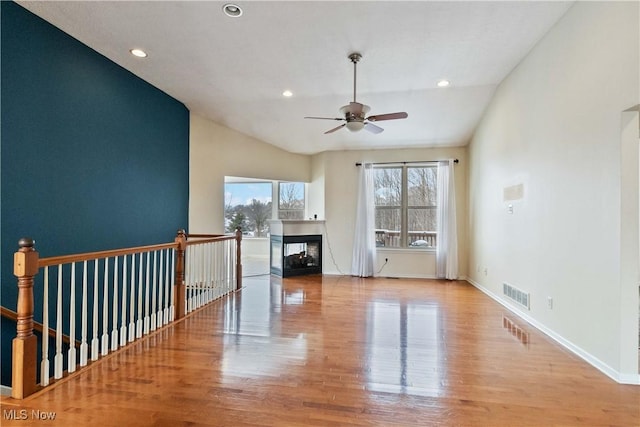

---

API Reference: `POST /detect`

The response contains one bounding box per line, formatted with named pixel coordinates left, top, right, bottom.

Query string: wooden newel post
left=12, top=238, right=39, bottom=399
left=235, top=227, right=242, bottom=291
left=174, top=229, right=187, bottom=319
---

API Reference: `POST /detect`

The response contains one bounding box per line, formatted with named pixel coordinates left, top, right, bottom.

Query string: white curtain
left=352, top=163, right=376, bottom=277
left=436, top=160, right=459, bottom=280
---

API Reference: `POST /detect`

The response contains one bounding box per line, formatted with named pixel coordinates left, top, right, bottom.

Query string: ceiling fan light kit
left=304, top=52, right=408, bottom=135
left=346, top=121, right=365, bottom=132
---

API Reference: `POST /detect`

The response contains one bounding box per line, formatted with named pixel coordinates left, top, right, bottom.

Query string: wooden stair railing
left=10, top=228, right=242, bottom=400
left=186, top=229, right=242, bottom=292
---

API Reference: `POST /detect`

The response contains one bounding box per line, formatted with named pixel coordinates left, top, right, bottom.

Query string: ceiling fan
left=304, top=53, right=408, bottom=134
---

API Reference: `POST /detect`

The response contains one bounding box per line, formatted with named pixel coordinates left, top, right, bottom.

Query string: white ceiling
left=18, top=1, right=573, bottom=155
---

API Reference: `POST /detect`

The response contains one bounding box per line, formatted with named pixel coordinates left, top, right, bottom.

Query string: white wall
left=467, top=2, right=639, bottom=382
left=190, top=113, right=311, bottom=233
left=189, top=114, right=468, bottom=280
left=307, top=152, right=326, bottom=221
left=316, top=147, right=467, bottom=278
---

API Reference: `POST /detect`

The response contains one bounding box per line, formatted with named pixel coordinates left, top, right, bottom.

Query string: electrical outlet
left=547, top=297, right=553, bottom=309
left=484, top=267, right=488, bottom=276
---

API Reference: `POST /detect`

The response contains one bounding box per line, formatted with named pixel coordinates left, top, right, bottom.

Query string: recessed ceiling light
left=223, top=4, right=243, bottom=18
left=130, top=49, right=147, bottom=58
left=437, top=79, right=450, bottom=87
left=282, top=90, right=293, bottom=97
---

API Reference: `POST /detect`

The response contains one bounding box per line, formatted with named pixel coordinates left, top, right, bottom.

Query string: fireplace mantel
left=268, top=220, right=325, bottom=236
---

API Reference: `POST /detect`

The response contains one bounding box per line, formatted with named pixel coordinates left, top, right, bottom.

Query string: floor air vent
left=503, top=282, right=530, bottom=310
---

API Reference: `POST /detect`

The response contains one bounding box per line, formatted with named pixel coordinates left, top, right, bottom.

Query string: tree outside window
left=278, top=182, right=305, bottom=220
left=224, top=182, right=272, bottom=237
left=374, top=165, right=437, bottom=248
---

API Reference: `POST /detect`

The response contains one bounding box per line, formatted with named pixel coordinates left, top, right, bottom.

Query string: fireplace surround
left=269, top=220, right=324, bottom=277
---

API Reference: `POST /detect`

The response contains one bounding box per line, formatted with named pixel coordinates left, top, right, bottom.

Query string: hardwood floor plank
left=1, top=275, right=638, bottom=426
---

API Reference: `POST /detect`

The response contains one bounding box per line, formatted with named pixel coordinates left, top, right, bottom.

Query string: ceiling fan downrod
left=349, top=52, right=361, bottom=103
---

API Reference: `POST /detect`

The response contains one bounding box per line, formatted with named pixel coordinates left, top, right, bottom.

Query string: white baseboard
left=1, top=385, right=12, bottom=396
left=467, top=278, right=640, bottom=386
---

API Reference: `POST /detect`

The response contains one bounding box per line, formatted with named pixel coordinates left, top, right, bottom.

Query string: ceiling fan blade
left=364, top=122, right=384, bottom=134
left=366, top=112, right=408, bottom=122
left=305, top=116, right=344, bottom=121
left=324, top=123, right=346, bottom=134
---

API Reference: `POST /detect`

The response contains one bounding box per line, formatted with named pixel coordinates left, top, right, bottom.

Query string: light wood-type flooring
left=2, top=275, right=639, bottom=426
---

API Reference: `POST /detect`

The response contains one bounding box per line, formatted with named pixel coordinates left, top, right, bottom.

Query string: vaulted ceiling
left=18, top=1, right=573, bottom=154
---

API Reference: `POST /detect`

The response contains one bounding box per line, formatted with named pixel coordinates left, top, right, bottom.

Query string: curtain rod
left=355, top=159, right=459, bottom=166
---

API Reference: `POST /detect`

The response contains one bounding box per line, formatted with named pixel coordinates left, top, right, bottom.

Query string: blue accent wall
left=1, top=2, right=189, bottom=386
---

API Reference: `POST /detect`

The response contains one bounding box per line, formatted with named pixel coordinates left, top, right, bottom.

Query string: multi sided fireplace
left=269, top=220, right=324, bottom=277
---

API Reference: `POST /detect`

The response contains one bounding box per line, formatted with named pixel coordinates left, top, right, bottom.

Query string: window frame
left=277, top=181, right=306, bottom=220
left=373, top=163, right=438, bottom=249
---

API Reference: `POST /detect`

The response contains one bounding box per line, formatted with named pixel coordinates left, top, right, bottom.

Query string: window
left=224, top=179, right=307, bottom=236
left=374, top=164, right=437, bottom=248
left=278, top=182, right=305, bottom=220
left=224, top=182, right=272, bottom=237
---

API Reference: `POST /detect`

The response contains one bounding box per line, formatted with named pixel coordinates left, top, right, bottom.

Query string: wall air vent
left=503, top=282, right=530, bottom=310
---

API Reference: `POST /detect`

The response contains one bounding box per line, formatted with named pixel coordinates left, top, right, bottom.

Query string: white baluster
left=205, top=242, right=211, bottom=303
left=213, top=241, right=218, bottom=300
left=191, top=245, right=198, bottom=310
left=225, top=240, right=229, bottom=294
left=157, top=250, right=164, bottom=328
left=120, top=254, right=128, bottom=346
left=41, top=267, right=50, bottom=386
left=170, top=248, right=175, bottom=322
left=225, top=240, right=230, bottom=293
left=210, top=242, right=215, bottom=298
left=220, top=241, right=225, bottom=295
left=163, top=249, right=170, bottom=324
left=211, top=242, right=220, bottom=298
left=185, top=245, right=190, bottom=313
left=101, top=258, right=109, bottom=356
left=198, top=244, right=204, bottom=307
left=214, top=241, right=219, bottom=297
left=54, top=265, right=63, bottom=379
left=191, top=245, right=198, bottom=311
left=192, top=245, right=197, bottom=311
left=193, top=245, right=197, bottom=311
left=228, top=240, right=233, bottom=292
left=136, top=252, right=143, bottom=338
left=191, top=245, right=200, bottom=310
left=151, top=251, right=157, bottom=331
left=204, top=243, right=209, bottom=304
left=128, top=253, right=136, bottom=342
left=91, top=259, right=99, bottom=361
left=232, top=239, right=237, bottom=292
left=196, top=244, right=201, bottom=307
left=68, top=262, right=77, bottom=373
left=144, top=251, right=150, bottom=334
left=219, top=241, right=224, bottom=296
left=80, top=261, right=88, bottom=367
left=235, top=239, right=238, bottom=291
left=216, top=242, right=220, bottom=299
left=225, top=240, right=236, bottom=293
left=224, top=240, right=230, bottom=294
left=185, top=246, right=191, bottom=313
left=213, top=242, right=219, bottom=298
left=111, top=256, right=119, bottom=351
